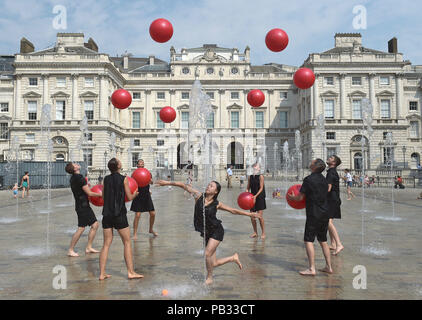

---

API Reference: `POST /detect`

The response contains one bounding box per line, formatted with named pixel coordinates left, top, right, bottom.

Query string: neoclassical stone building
left=0, top=32, right=421, bottom=179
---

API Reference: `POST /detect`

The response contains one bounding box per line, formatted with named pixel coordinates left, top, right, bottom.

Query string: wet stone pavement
left=0, top=181, right=421, bottom=300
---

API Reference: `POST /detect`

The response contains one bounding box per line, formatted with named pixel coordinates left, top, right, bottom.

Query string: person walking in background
left=12, top=183, right=19, bottom=198
left=344, top=169, right=355, bottom=200
left=20, top=172, right=29, bottom=199
left=227, top=165, right=233, bottom=189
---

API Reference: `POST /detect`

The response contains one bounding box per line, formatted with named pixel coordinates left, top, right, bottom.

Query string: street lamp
left=103, top=150, right=108, bottom=176
left=402, top=146, right=407, bottom=169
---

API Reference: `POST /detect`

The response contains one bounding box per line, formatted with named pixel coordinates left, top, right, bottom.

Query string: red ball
left=237, top=192, right=255, bottom=210
left=293, top=68, right=315, bottom=90
left=111, top=89, right=132, bottom=109
left=125, top=176, right=139, bottom=202
left=159, top=106, right=176, bottom=123
left=149, top=18, right=173, bottom=43
left=247, top=89, right=265, bottom=107
left=265, top=28, right=289, bottom=52
left=286, top=184, right=306, bottom=210
left=131, top=168, right=152, bottom=188
left=89, top=184, right=104, bottom=207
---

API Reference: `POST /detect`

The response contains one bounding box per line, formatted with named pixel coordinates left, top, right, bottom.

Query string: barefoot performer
left=65, top=163, right=102, bottom=257
left=155, top=179, right=259, bottom=285
left=131, top=159, right=158, bottom=239
left=326, top=155, right=344, bottom=256
left=287, top=159, right=333, bottom=276
left=99, top=158, right=143, bottom=280
left=246, top=162, right=267, bottom=239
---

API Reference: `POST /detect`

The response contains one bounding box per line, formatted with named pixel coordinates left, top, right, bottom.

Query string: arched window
left=411, top=153, right=420, bottom=168
left=56, top=153, right=65, bottom=161
left=354, top=152, right=363, bottom=170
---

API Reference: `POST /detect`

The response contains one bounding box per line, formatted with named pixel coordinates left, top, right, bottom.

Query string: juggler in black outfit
left=70, top=173, right=97, bottom=227
left=102, top=172, right=129, bottom=230
left=130, top=184, right=155, bottom=212
left=326, top=167, right=341, bottom=219
left=249, top=174, right=266, bottom=212
left=194, top=194, right=224, bottom=244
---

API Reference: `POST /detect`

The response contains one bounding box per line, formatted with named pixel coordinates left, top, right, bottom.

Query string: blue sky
left=0, top=0, right=421, bottom=66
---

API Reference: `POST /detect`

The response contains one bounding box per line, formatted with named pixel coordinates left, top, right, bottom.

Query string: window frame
left=132, top=111, right=141, bottom=129
left=231, top=111, right=240, bottom=128
left=0, top=102, right=9, bottom=112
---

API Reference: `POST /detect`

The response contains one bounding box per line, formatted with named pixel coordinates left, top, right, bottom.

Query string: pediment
left=227, top=103, right=243, bottom=109
left=0, top=114, right=12, bottom=121
left=321, top=90, right=338, bottom=97
left=22, top=91, right=42, bottom=98
left=51, top=91, right=70, bottom=98
left=406, top=113, right=421, bottom=120
left=177, top=104, right=190, bottom=110
left=79, top=91, right=98, bottom=98
left=376, top=90, right=394, bottom=97
left=348, top=90, right=366, bottom=97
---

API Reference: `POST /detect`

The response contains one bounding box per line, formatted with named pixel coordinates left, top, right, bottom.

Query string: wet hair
left=65, top=163, right=74, bottom=174
left=137, top=159, right=144, bottom=164
left=211, top=181, right=221, bottom=201
left=24, top=171, right=28, bottom=175
left=344, top=169, right=350, bottom=173
left=312, top=158, right=326, bottom=173
left=331, top=155, right=342, bottom=167
left=108, top=158, right=119, bottom=173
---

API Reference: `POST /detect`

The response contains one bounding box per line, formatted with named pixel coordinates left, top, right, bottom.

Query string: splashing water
left=283, top=141, right=292, bottom=210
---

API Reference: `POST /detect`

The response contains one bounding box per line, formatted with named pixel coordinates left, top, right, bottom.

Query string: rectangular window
left=383, top=147, right=394, bottom=165
left=28, top=101, right=37, bottom=120
left=84, top=100, right=94, bottom=120
left=207, top=112, right=214, bottom=128
left=0, top=123, right=9, bottom=139
left=157, top=111, right=165, bottom=128
left=181, top=111, right=189, bottom=129
left=84, top=133, right=92, bottom=141
left=0, top=103, right=9, bottom=112
left=207, top=92, right=214, bottom=99
left=157, top=140, right=165, bottom=146
left=132, top=153, right=140, bottom=168
left=231, top=91, right=239, bottom=100
left=132, top=92, right=141, bottom=100
left=352, top=99, right=362, bottom=119
left=255, top=111, right=264, bottom=128
left=56, top=77, right=66, bottom=87
left=132, top=111, right=140, bottom=128
left=383, top=132, right=392, bottom=140
left=29, top=78, right=38, bottom=86
left=279, top=111, right=288, bottom=128
left=157, top=92, right=165, bottom=100
left=56, top=100, right=65, bottom=120
left=326, top=132, right=336, bottom=140
left=325, top=77, right=334, bottom=85
left=157, top=153, right=165, bottom=168
left=324, top=99, right=335, bottom=118
left=280, top=91, right=288, bottom=99
left=83, top=149, right=93, bottom=166
left=231, top=111, right=239, bottom=128
left=409, top=101, right=418, bottom=111
left=381, top=99, right=391, bottom=118
left=85, top=77, right=94, bottom=87
left=181, top=92, right=190, bottom=100
left=25, top=133, right=35, bottom=143
left=380, top=76, right=390, bottom=85
left=352, top=77, right=362, bottom=85
left=134, top=139, right=140, bottom=147
left=410, top=121, right=419, bottom=138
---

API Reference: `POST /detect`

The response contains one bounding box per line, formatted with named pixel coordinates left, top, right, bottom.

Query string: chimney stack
left=149, top=55, right=155, bottom=65
left=123, top=55, right=129, bottom=69
left=388, top=37, right=398, bottom=53
left=20, top=37, right=34, bottom=53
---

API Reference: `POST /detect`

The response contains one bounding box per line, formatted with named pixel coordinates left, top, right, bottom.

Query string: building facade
left=0, top=32, right=421, bottom=180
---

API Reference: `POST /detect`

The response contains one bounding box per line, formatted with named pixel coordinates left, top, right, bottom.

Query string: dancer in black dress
left=131, top=159, right=157, bottom=239
left=155, top=179, right=259, bottom=285
left=326, top=155, right=344, bottom=255
left=246, top=163, right=267, bottom=239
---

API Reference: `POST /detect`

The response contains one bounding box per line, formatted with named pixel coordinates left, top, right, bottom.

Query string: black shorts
left=76, top=207, right=97, bottom=228
left=102, top=214, right=129, bottom=230
left=201, top=224, right=224, bottom=244
left=304, top=217, right=329, bottom=242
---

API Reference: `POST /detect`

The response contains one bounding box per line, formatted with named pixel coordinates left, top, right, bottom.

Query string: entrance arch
left=227, top=141, right=244, bottom=169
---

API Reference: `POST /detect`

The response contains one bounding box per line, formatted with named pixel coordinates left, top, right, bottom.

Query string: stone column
left=15, top=75, right=21, bottom=119
left=42, top=73, right=49, bottom=106
left=339, top=73, right=346, bottom=119
left=145, top=90, right=151, bottom=128
left=71, top=73, right=78, bottom=119
left=99, top=74, right=108, bottom=120
left=218, top=89, right=225, bottom=128
left=169, top=89, right=175, bottom=128
left=313, top=73, right=320, bottom=118
left=369, top=73, right=376, bottom=118
left=267, top=89, right=273, bottom=128
left=395, top=73, right=404, bottom=119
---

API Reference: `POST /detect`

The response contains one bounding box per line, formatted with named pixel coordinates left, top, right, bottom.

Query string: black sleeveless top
left=250, top=175, right=266, bottom=198
left=102, top=172, right=127, bottom=217
left=194, top=194, right=221, bottom=234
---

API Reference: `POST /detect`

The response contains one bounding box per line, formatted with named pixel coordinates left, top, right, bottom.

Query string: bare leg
left=214, top=252, right=242, bottom=270
left=86, top=221, right=100, bottom=253
left=250, top=217, right=258, bottom=238
left=68, top=227, right=85, bottom=257
left=257, top=210, right=266, bottom=239
left=22, top=187, right=26, bottom=199
left=132, top=212, right=141, bottom=240
left=328, top=219, right=336, bottom=250
left=299, top=242, right=316, bottom=276
left=329, top=221, right=344, bottom=255
left=117, top=227, right=143, bottom=279
left=99, top=228, right=113, bottom=280
left=319, top=241, right=333, bottom=273
left=148, top=211, right=158, bottom=236
left=204, top=238, right=220, bottom=285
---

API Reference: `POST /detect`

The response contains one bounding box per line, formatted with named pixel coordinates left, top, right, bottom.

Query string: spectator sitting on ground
left=394, top=176, right=405, bottom=189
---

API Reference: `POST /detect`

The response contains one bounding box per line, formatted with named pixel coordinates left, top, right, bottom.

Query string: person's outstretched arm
left=217, top=202, right=259, bottom=218
left=82, top=185, right=102, bottom=197
left=155, top=180, right=201, bottom=200
left=124, top=177, right=139, bottom=201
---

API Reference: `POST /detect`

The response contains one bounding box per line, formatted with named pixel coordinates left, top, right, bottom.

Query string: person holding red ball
left=287, top=159, right=333, bottom=276
left=246, top=162, right=267, bottom=239
left=131, top=159, right=158, bottom=239
left=99, top=158, right=143, bottom=281
left=155, top=179, right=259, bottom=285
left=65, top=162, right=102, bottom=257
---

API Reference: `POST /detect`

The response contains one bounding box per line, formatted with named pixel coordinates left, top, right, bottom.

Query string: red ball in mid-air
left=149, top=18, right=173, bottom=43
left=265, top=28, right=289, bottom=52
left=286, top=184, right=306, bottom=210
left=89, top=184, right=104, bottom=207
left=247, top=89, right=265, bottom=107
left=237, top=192, right=255, bottom=210
left=293, top=68, right=315, bottom=90
left=111, top=89, right=132, bottom=109
left=131, top=168, right=151, bottom=188
left=125, top=176, right=139, bottom=202
left=159, top=106, right=176, bottom=123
